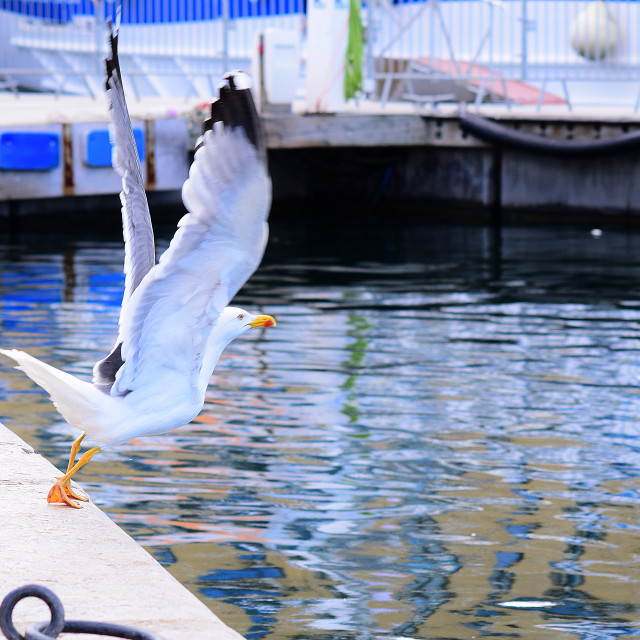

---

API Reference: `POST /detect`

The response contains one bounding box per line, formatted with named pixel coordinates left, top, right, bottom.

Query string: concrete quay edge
left=2, top=94, right=640, bottom=214
left=0, top=422, right=245, bottom=640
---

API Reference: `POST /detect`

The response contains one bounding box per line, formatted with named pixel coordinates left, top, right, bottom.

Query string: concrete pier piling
left=0, top=423, right=245, bottom=640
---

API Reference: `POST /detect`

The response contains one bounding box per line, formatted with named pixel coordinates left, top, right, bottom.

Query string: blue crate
left=86, top=128, right=145, bottom=167
left=0, top=132, right=60, bottom=171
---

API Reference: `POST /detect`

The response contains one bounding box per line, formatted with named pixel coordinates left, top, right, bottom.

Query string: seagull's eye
left=237, top=314, right=244, bottom=320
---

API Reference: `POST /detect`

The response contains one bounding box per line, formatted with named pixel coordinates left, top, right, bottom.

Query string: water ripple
left=2, top=223, right=640, bottom=639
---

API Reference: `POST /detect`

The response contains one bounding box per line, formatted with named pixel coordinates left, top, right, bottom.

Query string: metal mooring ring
left=1, top=585, right=165, bottom=640
left=27, top=619, right=165, bottom=640
left=0, top=585, right=65, bottom=640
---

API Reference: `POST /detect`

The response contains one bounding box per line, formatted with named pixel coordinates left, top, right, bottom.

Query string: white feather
left=106, top=64, right=155, bottom=313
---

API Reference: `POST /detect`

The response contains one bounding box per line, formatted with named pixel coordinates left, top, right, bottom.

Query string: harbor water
left=1, top=212, right=640, bottom=640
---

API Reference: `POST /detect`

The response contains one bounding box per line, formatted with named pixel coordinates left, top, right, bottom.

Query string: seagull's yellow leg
left=59, top=432, right=90, bottom=503
left=47, top=444, right=101, bottom=509
left=44, top=434, right=87, bottom=505
left=65, top=432, right=85, bottom=472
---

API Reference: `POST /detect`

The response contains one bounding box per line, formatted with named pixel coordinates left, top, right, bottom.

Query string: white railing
left=0, top=0, right=639, bottom=109
left=364, top=0, right=640, bottom=110
left=0, top=0, right=305, bottom=97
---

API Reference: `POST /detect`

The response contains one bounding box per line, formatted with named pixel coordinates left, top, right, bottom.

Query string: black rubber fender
left=458, top=111, right=640, bottom=158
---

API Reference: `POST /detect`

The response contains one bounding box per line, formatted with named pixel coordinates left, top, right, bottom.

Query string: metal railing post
left=365, top=0, right=375, bottom=98
left=430, top=0, right=436, bottom=66
left=95, top=0, right=105, bottom=73
left=222, top=0, right=230, bottom=72
left=520, top=0, right=527, bottom=80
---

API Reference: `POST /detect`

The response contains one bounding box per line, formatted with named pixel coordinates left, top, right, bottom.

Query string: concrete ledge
left=0, top=423, right=245, bottom=640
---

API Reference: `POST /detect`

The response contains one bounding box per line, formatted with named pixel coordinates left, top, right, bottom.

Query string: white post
left=305, top=0, right=350, bottom=112
left=222, top=0, right=230, bottom=73
left=363, top=0, right=376, bottom=98
left=520, top=0, right=528, bottom=80
left=95, top=0, right=105, bottom=73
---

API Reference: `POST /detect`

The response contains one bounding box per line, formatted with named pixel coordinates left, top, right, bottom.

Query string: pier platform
left=1, top=93, right=640, bottom=217
left=0, top=422, right=245, bottom=640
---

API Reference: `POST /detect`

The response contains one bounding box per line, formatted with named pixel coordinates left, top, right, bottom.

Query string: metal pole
left=365, top=0, right=375, bottom=98
left=95, top=0, right=105, bottom=74
left=222, top=0, right=230, bottom=72
left=430, top=0, right=436, bottom=67
left=520, top=0, right=527, bottom=80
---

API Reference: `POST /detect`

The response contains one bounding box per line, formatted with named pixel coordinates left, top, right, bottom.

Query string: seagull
left=0, top=25, right=275, bottom=508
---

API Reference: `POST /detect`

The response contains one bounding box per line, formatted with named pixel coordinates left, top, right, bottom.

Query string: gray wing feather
left=93, top=24, right=156, bottom=389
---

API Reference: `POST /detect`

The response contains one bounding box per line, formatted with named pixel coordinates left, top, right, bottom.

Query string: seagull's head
left=218, top=306, right=276, bottom=344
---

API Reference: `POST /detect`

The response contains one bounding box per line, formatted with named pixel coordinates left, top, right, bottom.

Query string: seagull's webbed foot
left=47, top=479, right=88, bottom=509
left=47, top=440, right=100, bottom=509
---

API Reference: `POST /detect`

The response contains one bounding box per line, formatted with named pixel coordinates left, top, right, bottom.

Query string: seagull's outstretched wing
left=110, top=74, right=272, bottom=396
left=104, top=25, right=155, bottom=305
left=93, top=24, right=156, bottom=390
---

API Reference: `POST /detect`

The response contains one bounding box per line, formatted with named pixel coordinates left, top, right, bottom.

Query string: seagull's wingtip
left=104, top=19, right=121, bottom=92
left=202, top=71, right=265, bottom=160
left=222, top=71, right=252, bottom=91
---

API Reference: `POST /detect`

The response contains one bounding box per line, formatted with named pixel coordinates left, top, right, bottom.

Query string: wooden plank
left=262, top=113, right=449, bottom=148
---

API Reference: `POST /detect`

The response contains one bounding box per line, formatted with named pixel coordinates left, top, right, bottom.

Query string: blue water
left=1, top=219, right=640, bottom=640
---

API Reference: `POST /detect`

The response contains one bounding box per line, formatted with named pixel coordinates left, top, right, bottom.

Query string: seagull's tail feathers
left=0, top=349, right=109, bottom=430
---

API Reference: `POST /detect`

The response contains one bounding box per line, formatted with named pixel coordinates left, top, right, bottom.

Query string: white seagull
left=0, top=26, right=275, bottom=508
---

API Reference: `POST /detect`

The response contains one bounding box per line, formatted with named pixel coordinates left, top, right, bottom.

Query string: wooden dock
left=1, top=93, right=640, bottom=217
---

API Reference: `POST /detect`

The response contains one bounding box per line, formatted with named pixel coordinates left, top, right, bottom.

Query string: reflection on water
left=1, top=219, right=640, bottom=639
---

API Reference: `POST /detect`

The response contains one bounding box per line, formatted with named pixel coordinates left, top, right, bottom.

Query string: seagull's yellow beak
left=248, top=315, right=276, bottom=329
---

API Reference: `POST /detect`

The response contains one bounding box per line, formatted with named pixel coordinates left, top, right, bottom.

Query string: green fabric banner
left=344, top=0, right=364, bottom=100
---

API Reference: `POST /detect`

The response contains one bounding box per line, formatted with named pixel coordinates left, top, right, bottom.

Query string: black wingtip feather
left=105, top=22, right=122, bottom=93
left=201, top=73, right=265, bottom=163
